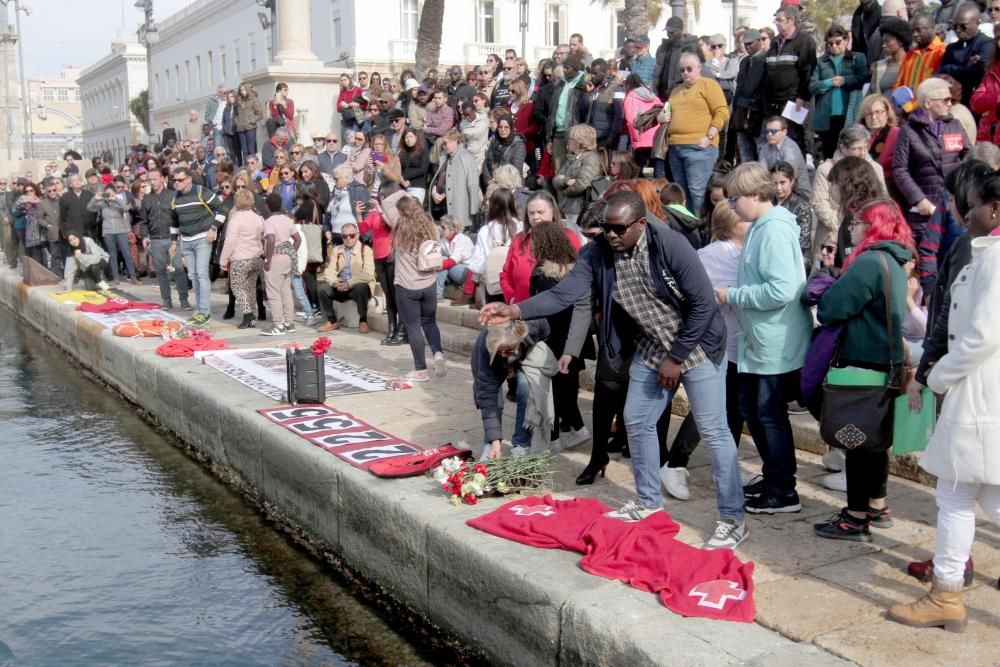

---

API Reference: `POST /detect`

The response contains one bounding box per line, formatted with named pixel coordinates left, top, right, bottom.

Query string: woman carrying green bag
left=812, top=198, right=915, bottom=542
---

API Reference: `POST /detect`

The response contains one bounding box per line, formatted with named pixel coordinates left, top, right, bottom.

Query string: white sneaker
left=433, top=351, right=447, bottom=377
left=705, top=518, right=749, bottom=550
left=403, top=369, right=430, bottom=382
left=821, top=471, right=847, bottom=492
left=510, top=445, right=530, bottom=457
left=97, top=280, right=110, bottom=291
left=563, top=426, right=591, bottom=449
left=741, top=471, right=762, bottom=487
left=660, top=465, right=690, bottom=501
left=822, top=449, right=846, bottom=472
left=605, top=499, right=662, bottom=522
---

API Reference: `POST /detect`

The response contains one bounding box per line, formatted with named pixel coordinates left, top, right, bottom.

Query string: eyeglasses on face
left=827, top=38, right=844, bottom=47
left=765, top=127, right=783, bottom=135
left=929, top=96, right=953, bottom=104
left=599, top=217, right=641, bottom=236
left=291, top=150, right=302, bottom=155
left=727, top=194, right=741, bottom=208
left=711, top=43, right=725, bottom=49
left=681, top=66, right=696, bottom=73
left=169, top=160, right=179, bottom=164
left=866, top=108, right=888, bottom=117
left=952, top=22, right=971, bottom=30
left=341, top=233, right=358, bottom=239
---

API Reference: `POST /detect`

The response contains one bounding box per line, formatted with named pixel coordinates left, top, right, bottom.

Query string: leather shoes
left=358, top=322, right=370, bottom=333
left=450, top=293, right=475, bottom=306
left=316, top=321, right=339, bottom=332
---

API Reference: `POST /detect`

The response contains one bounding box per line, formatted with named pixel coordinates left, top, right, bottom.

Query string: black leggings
left=552, top=370, right=585, bottom=434
left=846, top=448, right=890, bottom=513
left=375, top=258, right=398, bottom=329
left=395, top=284, right=442, bottom=371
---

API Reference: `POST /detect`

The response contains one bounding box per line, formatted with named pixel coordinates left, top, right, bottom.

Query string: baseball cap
left=16, top=176, right=29, bottom=185
left=84, top=168, right=99, bottom=178
left=632, top=35, right=651, bottom=46
left=665, top=17, right=684, bottom=31
left=418, top=85, right=431, bottom=94
left=742, top=28, right=761, bottom=43
left=386, top=108, right=406, bottom=121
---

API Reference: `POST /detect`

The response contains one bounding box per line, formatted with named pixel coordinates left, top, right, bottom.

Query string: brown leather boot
left=888, top=580, right=967, bottom=633
left=316, top=321, right=340, bottom=332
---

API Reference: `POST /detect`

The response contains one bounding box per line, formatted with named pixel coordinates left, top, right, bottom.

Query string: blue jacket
left=938, top=32, right=994, bottom=107
left=517, top=219, right=726, bottom=373
left=725, top=204, right=812, bottom=375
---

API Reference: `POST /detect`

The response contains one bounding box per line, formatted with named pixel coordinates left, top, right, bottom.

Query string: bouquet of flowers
left=433, top=453, right=554, bottom=506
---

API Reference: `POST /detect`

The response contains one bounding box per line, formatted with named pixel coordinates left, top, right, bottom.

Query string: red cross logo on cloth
left=508, top=504, right=556, bottom=516
left=688, top=579, right=747, bottom=609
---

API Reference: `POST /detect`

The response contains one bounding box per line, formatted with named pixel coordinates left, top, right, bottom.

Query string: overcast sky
left=12, top=0, right=192, bottom=78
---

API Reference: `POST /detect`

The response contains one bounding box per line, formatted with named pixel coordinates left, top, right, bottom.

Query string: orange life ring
left=112, top=319, right=183, bottom=338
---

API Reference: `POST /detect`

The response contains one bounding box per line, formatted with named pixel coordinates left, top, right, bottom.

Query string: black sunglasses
left=342, top=233, right=358, bottom=239
left=599, top=217, right=641, bottom=236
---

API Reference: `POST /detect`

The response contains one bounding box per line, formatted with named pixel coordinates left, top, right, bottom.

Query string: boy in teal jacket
left=719, top=163, right=813, bottom=514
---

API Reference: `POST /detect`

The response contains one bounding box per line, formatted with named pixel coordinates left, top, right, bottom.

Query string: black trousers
left=375, top=258, right=398, bottom=329
left=667, top=361, right=745, bottom=468
left=818, top=115, right=846, bottom=161
left=552, top=370, right=585, bottom=434
left=589, top=372, right=672, bottom=466
left=318, top=282, right=371, bottom=322
left=79, top=259, right=109, bottom=289
left=846, top=448, right=890, bottom=513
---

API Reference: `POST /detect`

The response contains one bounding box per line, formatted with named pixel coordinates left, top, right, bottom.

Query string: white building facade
left=78, top=42, right=148, bottom=166
left=142, top=0, right=783, bottom=145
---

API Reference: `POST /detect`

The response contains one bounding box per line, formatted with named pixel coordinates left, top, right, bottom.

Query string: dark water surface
left=0, top=309, right=438, bottom=666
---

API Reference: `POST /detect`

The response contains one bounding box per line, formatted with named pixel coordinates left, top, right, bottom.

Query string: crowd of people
left=3, top=1, right=1000, bottom=633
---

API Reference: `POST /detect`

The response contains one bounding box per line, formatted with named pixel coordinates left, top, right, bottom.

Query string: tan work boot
left=888, top=580, right=967, bottom=633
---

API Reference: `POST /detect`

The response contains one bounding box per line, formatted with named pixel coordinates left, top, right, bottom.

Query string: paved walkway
left=58, top=276, right=1000, bottom=665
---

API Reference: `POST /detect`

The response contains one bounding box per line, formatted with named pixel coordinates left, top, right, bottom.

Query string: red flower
left=312, top=336, right=332, bottom=356
left=463, top=493, right=478, bottom=505
left=473, top=464, right=488, bottom=476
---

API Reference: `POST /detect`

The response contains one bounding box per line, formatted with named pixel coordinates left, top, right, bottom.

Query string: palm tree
left=414, top=0, right=445, bottom=78
left=622, top=0, right=652, bottom=37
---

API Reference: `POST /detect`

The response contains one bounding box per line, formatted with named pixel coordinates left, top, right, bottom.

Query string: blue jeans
left=180, top=237, right=213, bottom=315
left=436, top=264, right=468, bottom=298
left=291, top=275, right=316, bottom=317
left=103, top=232, right=136, bottom=280
left=149, top=238, right=189, bottom=306
left=624, top=354, right=744, bottom=520
left=739, top=371, right=799, bottom=497
left=667, top=145, right=718, bottom=220
left=485, top=370, right=531, bottom=448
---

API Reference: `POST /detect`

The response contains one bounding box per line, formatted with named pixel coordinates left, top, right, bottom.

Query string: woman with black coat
left=398, top=128, right=430, bottom=204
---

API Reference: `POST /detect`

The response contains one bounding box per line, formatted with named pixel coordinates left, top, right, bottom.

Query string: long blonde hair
left=393, top=196, right=438, bottom=253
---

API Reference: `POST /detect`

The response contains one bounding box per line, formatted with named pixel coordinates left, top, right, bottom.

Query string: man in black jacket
left=585, top=59, right=625, bottom=153
left=652, top=17, right=702, bottom=100
left=545, top=53, right=591, bottom=172
left=479, top=192, right=747, bottom=549
left=141, top=167, right=190, bottom=310
left=764, top=5, right=817, bottom=154
left=58, top=173, right=97, bottom=242
left=728, top=29, right=768, bottom=163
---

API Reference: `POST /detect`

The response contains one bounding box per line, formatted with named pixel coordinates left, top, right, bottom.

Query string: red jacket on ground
left=500, top=227, right=581, bottom=304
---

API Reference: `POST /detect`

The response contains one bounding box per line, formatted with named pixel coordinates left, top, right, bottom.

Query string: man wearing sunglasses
left=169, top=166, right=225, bottom=324
left=317, top=132, right=346, bottom=176
left=763, top=5, right=817, bottom=155
left=479, top=191, right=746, bottom=549
left=938, top=3, right=992, bottom=106
left=316, top=223, right=375, bottom=334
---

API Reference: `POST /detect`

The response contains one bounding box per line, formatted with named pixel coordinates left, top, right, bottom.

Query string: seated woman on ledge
left=63, top=233, right=110, bottom=291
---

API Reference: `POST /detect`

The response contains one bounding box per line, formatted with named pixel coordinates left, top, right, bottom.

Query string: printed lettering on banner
left=509, top=504, right=556, bottom=517
left=337, top=442, right=424, bottom=464
left=262, top=405, right=336, bottom=423
left=943, top=134, right=964, bottom=152
left=286, top=414, right=367, bottom=434
left=687, top=579, right=747, bottom=610
left=307, top=428, right=397, bottom=450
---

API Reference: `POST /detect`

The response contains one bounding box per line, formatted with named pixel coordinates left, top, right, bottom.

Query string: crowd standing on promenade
left=4, top=1, right=1000, bottom=633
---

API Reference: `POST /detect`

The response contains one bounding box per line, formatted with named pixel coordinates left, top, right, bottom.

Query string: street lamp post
left=12, top=0, right=29, bottom=158
left=135, top=0, right=158, bottom=144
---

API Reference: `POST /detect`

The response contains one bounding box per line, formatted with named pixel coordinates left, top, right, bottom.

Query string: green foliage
left=129, top=90, right=150, bottom=134
left=802, top=0, right=858, bottom=40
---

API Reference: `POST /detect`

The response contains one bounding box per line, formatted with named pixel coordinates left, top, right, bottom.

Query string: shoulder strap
left=877, top=252, right=897, bottom=388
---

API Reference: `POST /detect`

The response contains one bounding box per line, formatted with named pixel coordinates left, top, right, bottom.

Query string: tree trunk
left=623, top=0, right=650, bottom=40
left=414, top=0, right=445, bottom=78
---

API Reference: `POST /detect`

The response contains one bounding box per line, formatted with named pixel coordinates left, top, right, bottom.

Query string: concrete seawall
left=0, top=270, right=850, bottom=667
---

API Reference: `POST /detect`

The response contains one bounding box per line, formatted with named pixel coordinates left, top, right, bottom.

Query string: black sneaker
left=866, top=506, right=894, bottom=529
left=743, top=477, right=766, bottom=498
left=814, top=510, right=872, bottom=542
left=745, top=491, right=802, bottom=514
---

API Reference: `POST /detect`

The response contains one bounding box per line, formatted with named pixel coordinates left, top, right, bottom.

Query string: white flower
left=441, top=457, right=463, bottom=473
left=432, top=466, right=448, bottom=484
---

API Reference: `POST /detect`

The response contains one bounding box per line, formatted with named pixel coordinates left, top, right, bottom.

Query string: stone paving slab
left=5, top=271, right=1000, bottom=666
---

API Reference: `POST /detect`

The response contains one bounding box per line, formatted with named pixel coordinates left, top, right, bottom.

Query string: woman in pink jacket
left=499, top=191, right=580, bottom=304
left=622, top=73, right=666, bottom=176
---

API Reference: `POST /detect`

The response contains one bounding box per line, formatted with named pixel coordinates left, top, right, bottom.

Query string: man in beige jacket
left=316, top=222, right=376, bottom=333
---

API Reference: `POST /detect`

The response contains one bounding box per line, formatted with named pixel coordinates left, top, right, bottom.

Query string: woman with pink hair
left=812, top=198, right=915, bottom=543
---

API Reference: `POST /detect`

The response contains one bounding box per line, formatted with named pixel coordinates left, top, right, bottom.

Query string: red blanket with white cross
left=466, top=495, right=755, bottom=622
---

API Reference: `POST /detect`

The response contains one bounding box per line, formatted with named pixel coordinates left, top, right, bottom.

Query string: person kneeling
left=64, top=233, right=110, bottom=291
left=473, top=320, right=558, bottom=460
left=316, top=222, right=375, bottom=333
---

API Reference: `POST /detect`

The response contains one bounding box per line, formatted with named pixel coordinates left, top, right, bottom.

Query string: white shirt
left=468, top=219, right=522, bottom=275
left=441, top=231, right=474, bottom=265
left=212, top=96, right=226, bottom=129
left=698, top=239, right=742, bottom=360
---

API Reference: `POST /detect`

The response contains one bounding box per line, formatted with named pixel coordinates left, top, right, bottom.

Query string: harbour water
left=0, top=309, right=441, bottom=666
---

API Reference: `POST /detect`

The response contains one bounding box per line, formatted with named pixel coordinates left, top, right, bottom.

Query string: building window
left=477, top=0, right=495, bottom=43
left=332, top=9, right=341, bottom=49
left=614, top=9, right=627, bottom=48
left=208, top=50, right=214, bottom=83
left=401, top=0, right=418, bottom=40
left=185, top=60, right=191, bottom=93
left=249, top=34, right=257, bottom=69
left=154, top=73, right=160, bottom=103
left=195, top=55, right=202, bottom=90
left=174, top=65, right=180, bottom=98
left=57, top=88, right=68, bottom=102
left=220, top=45, right=227, bottom=79
left=546, top=3, right=563, bottom=46
left=43, top=88, right=54, bottom=102
left=234, top=39, right=241, bottom=75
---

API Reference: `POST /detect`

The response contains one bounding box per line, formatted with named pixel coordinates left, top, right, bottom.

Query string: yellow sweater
left=667, top=77, right=729, bottom=147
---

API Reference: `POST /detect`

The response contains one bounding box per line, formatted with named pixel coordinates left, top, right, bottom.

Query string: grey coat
left=37, top=197, right=62, bottom=242
left=552, top=150, right=603, bottom=215
left=432, top=146, right=482, bottom=227
left=87, top=194, right=131, bottom=236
